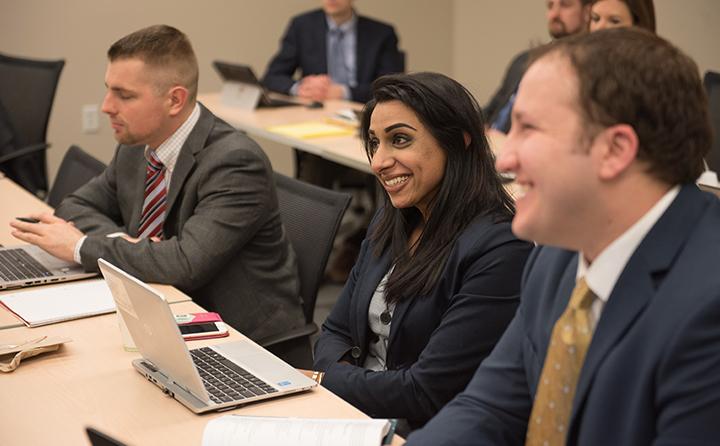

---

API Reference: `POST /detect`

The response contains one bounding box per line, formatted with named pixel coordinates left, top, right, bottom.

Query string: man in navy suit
left=406, top=29, right=720, bottom=446
left=262, top=0, right=405, bottom=282
left=262, top=0, right=403, bottom=104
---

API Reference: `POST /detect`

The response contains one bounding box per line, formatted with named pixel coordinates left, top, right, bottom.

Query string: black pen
left=16, top=217, right=40, bottom=223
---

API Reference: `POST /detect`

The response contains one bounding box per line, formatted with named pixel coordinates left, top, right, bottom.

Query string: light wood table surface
left=198, top=92, right=371, bottom=173
left=0, top=176, right=403, bottom=445
left=0, top=177, right=190, bottom=330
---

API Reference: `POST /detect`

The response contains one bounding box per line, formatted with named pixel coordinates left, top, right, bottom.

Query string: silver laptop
left=97, top=258, right=316, bottom=414
left=212, top=61, right=302, bottom=108
left=0, top=245, right=96, bottom=290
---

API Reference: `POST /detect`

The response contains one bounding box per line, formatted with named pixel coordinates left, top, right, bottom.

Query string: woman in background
left=590, top=0, right=656, bottom=32
left=312, top=72, right=532, bottom=433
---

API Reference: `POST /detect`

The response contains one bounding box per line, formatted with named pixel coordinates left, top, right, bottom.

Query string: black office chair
left=0, top=53, right=65, bottom=197
left=259, top=173, right=351, bottom=368
left=703, top=71, right=720, bottom=174
left=47, top=145, right=107, bottom=208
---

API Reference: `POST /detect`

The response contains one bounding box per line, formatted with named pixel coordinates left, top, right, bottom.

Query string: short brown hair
left=530, top=27, right=711, bottom=185
left=108, top=25, right=198, bottom=102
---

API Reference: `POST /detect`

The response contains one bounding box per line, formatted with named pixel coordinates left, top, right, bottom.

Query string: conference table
left=0, top=176, right=402, bottom=446
left=198, top=92, right=371, bottom=173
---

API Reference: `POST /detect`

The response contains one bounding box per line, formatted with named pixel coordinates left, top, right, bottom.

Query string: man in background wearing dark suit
left=10, top=25, right=304, bottom=343
left=485, top=0, right=592, bottom=137
left=262, top=0, right=405, bottom=282
left=406, top=28, right=720, bottom=446
left=262, top=0, right=403, bottom=104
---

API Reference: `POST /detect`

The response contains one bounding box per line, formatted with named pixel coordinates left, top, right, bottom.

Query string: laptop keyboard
left=0, top=249, right=53, bottom=282
left=190, top=347, right=278, bottom=404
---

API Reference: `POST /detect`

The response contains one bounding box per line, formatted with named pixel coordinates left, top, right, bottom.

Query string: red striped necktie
left=137, top=152, right=167, bottom=239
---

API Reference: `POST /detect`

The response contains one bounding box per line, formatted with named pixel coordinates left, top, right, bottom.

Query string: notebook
left=97, top=259, right=316, bottom=414
left=0, top=245, right=96, bottom=290
left=212, top=61, right=302, bottom=108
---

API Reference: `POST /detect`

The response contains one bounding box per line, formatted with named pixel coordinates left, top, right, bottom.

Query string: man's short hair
left=531, top=27, right=711, bottom=185
left=108, top=25, right=199, bottom=102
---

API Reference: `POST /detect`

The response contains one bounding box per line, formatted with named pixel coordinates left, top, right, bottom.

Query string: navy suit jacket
left=314, top=211, right=532, bottom=429
left=483, top=50, right=529, bottom=133
left=262, top=9, right=404, bottom=103
left=407, top=184, right=720, bottom=445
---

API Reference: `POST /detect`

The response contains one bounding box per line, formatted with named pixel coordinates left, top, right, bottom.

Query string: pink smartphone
left=174, top=312, right=230, bottom=341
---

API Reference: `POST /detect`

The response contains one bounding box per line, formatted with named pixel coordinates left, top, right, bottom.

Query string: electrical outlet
left=82, top=104, right=99, bottom=133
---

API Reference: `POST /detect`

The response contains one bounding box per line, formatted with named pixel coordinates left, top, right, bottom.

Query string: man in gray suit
left=10, top=25, right=304, bottom=342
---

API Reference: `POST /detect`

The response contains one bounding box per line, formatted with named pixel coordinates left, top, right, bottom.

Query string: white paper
left=202, top=415, right=390, bottom=446
left=0, top=279, right=115, bottom=326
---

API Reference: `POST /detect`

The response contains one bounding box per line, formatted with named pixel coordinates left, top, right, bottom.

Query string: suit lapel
left=354, top=248, right=392, bottom=351
left=355, top=17, right=369, bottom=83
left=164, top=105, right=214, bottom=216
left=571, top=185, right=707, bottom=426
left=314, top=11, right=329, bottom=73
left=129, top=148, right=149, bottom=236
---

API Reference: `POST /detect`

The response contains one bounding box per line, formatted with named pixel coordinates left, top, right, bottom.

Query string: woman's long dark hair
left=359, top=72, right=515, bottom=304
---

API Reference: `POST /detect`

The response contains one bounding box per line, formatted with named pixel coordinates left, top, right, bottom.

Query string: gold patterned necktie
left=526, top=278, right=595, bottom=446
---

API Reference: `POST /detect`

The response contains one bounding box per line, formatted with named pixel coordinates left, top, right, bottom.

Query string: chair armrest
left=256, top=323, right=319, bottom=348
left=0, top=142, right=49, bottom=164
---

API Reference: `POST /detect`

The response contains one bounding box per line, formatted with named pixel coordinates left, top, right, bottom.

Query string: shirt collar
left=144, top=103, right=201, bottom=173
left=326, top=12, right=357, bottom=33
left=577, top=185, right=680, bottom=302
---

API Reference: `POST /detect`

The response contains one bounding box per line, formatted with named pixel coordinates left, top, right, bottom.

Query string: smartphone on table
left=174, top=312, right=229, bottom=341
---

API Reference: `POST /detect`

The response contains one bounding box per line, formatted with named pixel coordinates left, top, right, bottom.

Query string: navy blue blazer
left=407, top=184, right=720, bottom=445
left=314, top=211, right=532, bottom=429
left=262, top=9, right=404, bottom=103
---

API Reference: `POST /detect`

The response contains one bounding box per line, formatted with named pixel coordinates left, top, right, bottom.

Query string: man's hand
left=9, top=213, right=84, bottom=262
left=297, top=74, right=331, bottom=101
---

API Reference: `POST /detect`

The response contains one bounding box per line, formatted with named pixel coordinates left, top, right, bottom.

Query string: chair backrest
left=48, top=145, right=107, bottom=208
left=704, top=71, right=720, bottom=174
left=0, top=53, right=65, bottom=195
left=274, top=173, right=351, bottom=324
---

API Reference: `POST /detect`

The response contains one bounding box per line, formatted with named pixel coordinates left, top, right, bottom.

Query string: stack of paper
left=0, top=280, right=115, bottom=327
left=202, top=415, right=393, bottom=446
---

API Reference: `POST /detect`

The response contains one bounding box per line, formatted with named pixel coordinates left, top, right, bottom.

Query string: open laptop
left=212, top=61, right=302, bottom=108
left=0, top=245, right=96, bottom=290
left=97, top=258, right=316, bottom=414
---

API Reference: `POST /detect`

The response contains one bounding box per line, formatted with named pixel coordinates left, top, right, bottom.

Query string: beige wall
left=1, top=0, right=718, bottom=183
left=0, top=0, right=452, bottom=180
left=452, top=0, right=720, bottom=107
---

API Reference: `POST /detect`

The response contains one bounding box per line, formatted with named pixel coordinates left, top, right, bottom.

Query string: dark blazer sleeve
left=262, top=15, right=305, bottom=95
left=56, top=134, right=276, bottom=292
left=483, top=50, right=529, bottom=128
left=314, top=219, right=531, bottom=424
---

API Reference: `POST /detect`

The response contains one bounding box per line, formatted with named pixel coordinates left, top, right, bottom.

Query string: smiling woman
left=589, top=0, right=656, bottom=33
left=312, top=72, right=533, bottom=434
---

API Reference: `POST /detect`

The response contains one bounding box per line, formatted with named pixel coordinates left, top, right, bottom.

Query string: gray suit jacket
left=55, top=104, right=304, bottom=340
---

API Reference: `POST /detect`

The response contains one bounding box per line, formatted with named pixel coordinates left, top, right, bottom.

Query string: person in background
left=310, top=72, right=533, bottom=435
left=262, top=0, right=406, bottom=283
left=589, top=0, right=656, bottom=32
left=10, top=25, right=304, bottom=345
left=405, top=28, right=720, bottom=446
left=485, top=0, right=592, bottom=137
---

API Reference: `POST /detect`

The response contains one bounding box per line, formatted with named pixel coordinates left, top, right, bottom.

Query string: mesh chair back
left=48, top=145, right=107, bottom=208
left=274, top=173, right=351, bottom=323
left=704, top=71, right=720, bottom=174
left=0, top=53, right=65, bottom=195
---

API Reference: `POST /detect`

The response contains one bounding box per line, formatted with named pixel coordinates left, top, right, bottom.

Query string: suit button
left=351, top=346, right=361, bottom=358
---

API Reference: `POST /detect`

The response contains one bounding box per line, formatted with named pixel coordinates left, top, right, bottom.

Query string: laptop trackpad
left=212, top=341, right=301, bottom=386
